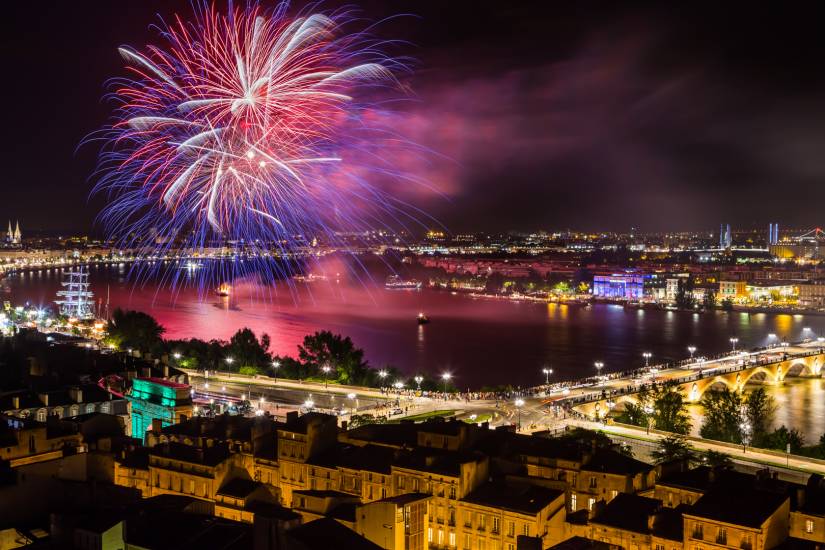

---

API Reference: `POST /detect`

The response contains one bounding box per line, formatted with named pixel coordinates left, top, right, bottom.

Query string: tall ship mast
left=55, top=267, right=95, bottom=320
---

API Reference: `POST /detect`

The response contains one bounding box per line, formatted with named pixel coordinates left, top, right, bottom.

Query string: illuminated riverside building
left=126, top=377, right=193, bottom=439
left=592, top=273, right=649, bottom=300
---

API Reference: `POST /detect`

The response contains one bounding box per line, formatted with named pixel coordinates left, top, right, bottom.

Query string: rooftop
left=216, top=478, right=261, bottom=499
left=687, top=486, right=789, bottom=528
left=592, top=493, right=662, bottom=533
left=462, top=481, right=564, bottom=515
left=285, top=517, right=382, bottom=550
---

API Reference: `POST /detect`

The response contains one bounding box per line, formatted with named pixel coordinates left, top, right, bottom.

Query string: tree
left=652, top=383, right=692, bottom=434
left=297, top=331, right=370, bottom=385
left=745, top=387, right=776, bottom=446
left=700, top=388, right=744, bottom=443
left=107, top=309, right=165, bottom=354
left=651, top=434, right=694, bottom=465
left=761, top=426, right=805, bottom=453
left=702, top=450, right=733, bottom=470
left=675, top=278, right=695, bottom=309
left=225, top=328, right=272, bottom=372
left=703, top=288, right=717, bottom=310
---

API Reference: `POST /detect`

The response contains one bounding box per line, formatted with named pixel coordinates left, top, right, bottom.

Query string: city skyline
left=4, top=1, right=825, bottom=233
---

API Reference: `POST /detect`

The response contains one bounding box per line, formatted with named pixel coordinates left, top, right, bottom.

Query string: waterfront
left=3, top=264, right=824, bottom=390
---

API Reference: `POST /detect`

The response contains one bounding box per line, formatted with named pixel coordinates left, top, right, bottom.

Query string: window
left=36, top=408, right=47, bottom=422
left=450, top=486, right=456, bottom=499
left=741, top=534, right=753, bottom=550
left=692, top=524, right=704, bottom=540
left=479, top=541, right=486, bottom=550
left=492, top=517, right=500, bottom=535
left=438, top=529, right=444, bottom=546
left=398, top=477, right=405, bottom=490
left=655, top=545, right=665, bottom=550
left=522, top=524, right=529, bottom=536
left=589, top=476, right=597, bottom=488
left=428, top=528, right=433, bottom=543
left=588, top=498, right=596, bottom=511
left=806, top=519, right=815, bottom=534
left=449, top=532, right=456, bottom=547
left=571, top=493, right=577, bottom=511
left=610, top=490, right=618, bottom=499
left=464, top=533, right=471, bottom=550
left=478, top=514, right=486, bottom=530
left=507, top=521, right=515, bottom=537
left=716, top=528, right=727, bottom=545
left=188, top=480, right=195, bottom=494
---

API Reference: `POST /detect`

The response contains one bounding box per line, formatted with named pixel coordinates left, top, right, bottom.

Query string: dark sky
left=2, top=1, right=825, bottom=234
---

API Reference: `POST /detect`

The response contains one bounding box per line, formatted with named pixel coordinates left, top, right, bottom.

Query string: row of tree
left=105, top=308, right=448, bottom=390
left=614, top=381, right=810, bottom=454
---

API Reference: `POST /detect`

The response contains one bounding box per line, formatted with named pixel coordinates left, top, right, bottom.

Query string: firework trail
left=92, top=1, right=430, bottom=290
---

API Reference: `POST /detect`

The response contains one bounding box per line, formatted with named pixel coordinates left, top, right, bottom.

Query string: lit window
left=449, top=532, right=456, bottom=547
left=570, top=493, right=577, bottom=511
left=588, top=497, right=596, bottom=511
left=806, top=519, right=815, bottom=534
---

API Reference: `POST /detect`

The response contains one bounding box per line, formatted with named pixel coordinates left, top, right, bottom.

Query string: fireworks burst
left=93, top=1, right=426, bottom=288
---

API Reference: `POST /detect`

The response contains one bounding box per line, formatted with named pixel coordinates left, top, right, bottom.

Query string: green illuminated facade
left=127, top=378, right=193, bottom=439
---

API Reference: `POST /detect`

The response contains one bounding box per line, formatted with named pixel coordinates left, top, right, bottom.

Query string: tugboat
left=417, top=312, right=430, bottom=325
left=216, top=283, right=232, bottom=297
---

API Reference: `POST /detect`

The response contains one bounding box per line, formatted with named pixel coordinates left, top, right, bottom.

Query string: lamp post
left=729, top=337, right=738, bottom=353
left=515, top=398, right=525, bottom=431
left=225, top=357, right=234, bottom=372
left=740, top=420, right=751, bottom=453
left=272, top=360, right=280, bottom=382
left=594, top=361, right=604, bottom=378
left=687, top=346, right=696, bottom=362
left=347, top=393, right=357, bottom=415
left=322, top=365, right=331, bottom=389
left=542, top=367, right=553, bottom=385
left=173, top=352, right=181, bottom=361
left=414, top=375, right=423, bottom=392
left=643, top=404, right=654, bottom=434
left=441, top=373, right=452, bottom=398
left=378, top=370, right=388, bottom=390
left=642, top=352, right=652, bottom=369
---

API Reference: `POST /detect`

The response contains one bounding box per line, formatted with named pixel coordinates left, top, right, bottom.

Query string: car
left=391, top=408, right=403, bottom=416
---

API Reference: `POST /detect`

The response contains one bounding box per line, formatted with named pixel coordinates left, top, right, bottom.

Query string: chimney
left=163, top=365, right=170, bottom=378
left=11, top=396, right=19, bottom=409
left=286, top=411, right=298, bottom=425
left=39, top=393, right=49, bottom=407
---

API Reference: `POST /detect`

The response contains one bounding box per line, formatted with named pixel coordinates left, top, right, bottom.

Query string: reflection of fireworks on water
left=92, top=1, right=431, bottom=290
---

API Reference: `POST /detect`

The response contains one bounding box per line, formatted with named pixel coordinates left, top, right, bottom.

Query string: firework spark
left=93, top=1, right=426, bottom=288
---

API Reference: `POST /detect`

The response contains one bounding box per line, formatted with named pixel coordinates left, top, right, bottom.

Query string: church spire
left=13, top=220, right=20, bottom=243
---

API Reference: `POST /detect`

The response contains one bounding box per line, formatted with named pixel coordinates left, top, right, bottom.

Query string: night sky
left=3, top=1, right=825, bottom=234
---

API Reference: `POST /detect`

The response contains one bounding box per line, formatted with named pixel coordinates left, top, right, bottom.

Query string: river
left=4, top=262, right=825, bottom=392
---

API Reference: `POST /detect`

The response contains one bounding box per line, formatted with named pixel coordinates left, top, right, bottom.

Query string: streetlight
left=225, top=356, right=234, bottom=369
left=272, top=360, right=280, bottom=382
left=514, top=398, right=525, bottom=431
left=441, top=372, right=452, bottom=398
left=642, top=352, right=652, bottom=369
left=740, top=420, right=751, bottom=452
left=304, top=398, right=314, bottom=410
left=729, top=337, right=739, bottom=352
left=542, top=367, right=553, bottom=385
left=687, top=346, right=696, bottom=361
left=322, top=365, right=331, bottom=389
left=393, top=381, right=404, bottom=395
left=643, top=404, right=654, bottom=434
left=378, top=370, right=388, bottom=389
left=594, top=362, right=604, bottom=378
left=414, top=375, right=423, bottom=391
left=173, top=352, right=182, bottom=361
left=347, top=392, right=357, bottom=415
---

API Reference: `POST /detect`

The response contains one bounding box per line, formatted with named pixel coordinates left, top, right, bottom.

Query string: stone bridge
left=573, top=352, right=825, bottom=420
